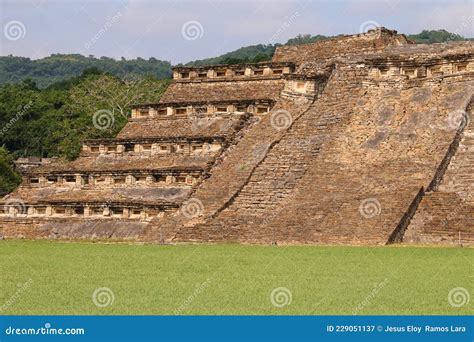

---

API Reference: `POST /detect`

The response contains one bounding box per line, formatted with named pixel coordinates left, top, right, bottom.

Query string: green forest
left=0, top=70, right=169, bottom=196
left=0, top=29, right=472, bottom=196
left=0, top=54, right=172, bottom=89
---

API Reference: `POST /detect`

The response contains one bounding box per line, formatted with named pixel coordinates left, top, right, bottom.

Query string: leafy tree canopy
left=0, top=147, right=21, bottom=197
left=0, top=71, right=170, bottom=161
left=0, top=54, right=172, bottom=88
left=407, top=29, right=472, bottom=44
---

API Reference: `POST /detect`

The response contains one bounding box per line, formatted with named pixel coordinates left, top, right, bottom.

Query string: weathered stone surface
left=160, top=79, right=284, bottom=103
left=405, top=100, right=474, bottom=245
left=273, top=27, right=412, bottom=64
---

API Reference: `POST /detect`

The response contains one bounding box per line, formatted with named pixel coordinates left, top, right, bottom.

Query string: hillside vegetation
left=0, top=30, right=470, bottom=89
left=0, top=70, right=169, bottom=193
left=0, top=54, right=172, bottom=89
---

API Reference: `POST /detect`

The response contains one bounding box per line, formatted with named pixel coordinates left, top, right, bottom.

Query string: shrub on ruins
left=285, top=34, right=329, bottom=45
left=186, top=44, right=277, bottom=66
left=0, top=147, right=21, bottom=196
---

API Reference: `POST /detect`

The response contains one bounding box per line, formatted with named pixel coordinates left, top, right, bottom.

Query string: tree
left=68, top=74, right=169, bottom=118
left=408, top=30, right=471, bottom=44
left=0, top=73, right=170, bottom=161
left=0, top=147, right=21, bottom=196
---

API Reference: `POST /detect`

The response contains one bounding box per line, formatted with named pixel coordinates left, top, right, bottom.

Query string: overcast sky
left=0, top=0, right=473, bottom=64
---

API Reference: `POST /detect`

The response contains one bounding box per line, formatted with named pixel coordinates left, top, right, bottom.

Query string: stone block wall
left=405, top=98, right=474, bottom=245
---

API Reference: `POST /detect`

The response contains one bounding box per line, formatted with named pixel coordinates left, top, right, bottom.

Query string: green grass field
left=0, top=240, right=471, bottom=315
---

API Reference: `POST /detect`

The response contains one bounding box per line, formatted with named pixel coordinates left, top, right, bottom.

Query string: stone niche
left=281, top=79, right=318, bottom=100
left=172, top=63, right=294, bottom=81
left=82, top=139, right=223, bottom=157
left=131, top=107, right=168, bottom=119
left=129, top=100, right=274, bottom=121
left=369, top=60, right=474, bottom=81
left=26, top=171, right=201, bottom=189
left=8, top=204, right=164, bottom=222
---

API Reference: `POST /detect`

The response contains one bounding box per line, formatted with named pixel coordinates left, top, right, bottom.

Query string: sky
left=0, top=0, right=473, bottom=64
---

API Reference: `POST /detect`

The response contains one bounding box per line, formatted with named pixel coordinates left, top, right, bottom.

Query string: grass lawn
left=0, top=240, right=471, bottom=315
